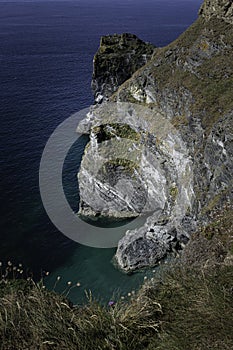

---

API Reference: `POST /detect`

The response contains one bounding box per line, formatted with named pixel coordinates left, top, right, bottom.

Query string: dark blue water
left=0, top=0, right=202, bottom=303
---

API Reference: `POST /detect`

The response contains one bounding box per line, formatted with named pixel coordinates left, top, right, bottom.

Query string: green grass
left=101, top=158, right=139, bottom=179
left=92, top=123, right=140, bottom=143
left=0, top=270, right=161, bottom=350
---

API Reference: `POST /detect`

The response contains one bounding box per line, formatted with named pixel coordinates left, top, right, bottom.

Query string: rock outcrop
left=77, top=103, right=194, bottom=225
left=199, top=0, right=233, bottom=24
left=92, top=33, right=155, bottom=103
left=77, top=0, right=233, bottom=271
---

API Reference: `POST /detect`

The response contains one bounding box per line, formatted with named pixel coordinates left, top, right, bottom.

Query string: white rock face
left=77, top=102, right=194, bottom=270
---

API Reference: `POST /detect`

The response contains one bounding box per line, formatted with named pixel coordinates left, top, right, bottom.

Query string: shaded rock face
left=116, top=225, right=178, bottom=271
left=77, top=0, right=233, bottom=271
left=92, top=33, right=155, bottom=103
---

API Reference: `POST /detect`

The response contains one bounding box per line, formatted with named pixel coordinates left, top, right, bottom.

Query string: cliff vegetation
left=0, top=205, right=232, bottom=349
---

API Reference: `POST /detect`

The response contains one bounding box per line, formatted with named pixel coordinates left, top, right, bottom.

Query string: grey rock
left=115, top=224, right=177, bottom=271
left=77, top=103, right=194, bottom=223
left=199, top=0, right=233, bottom=24
left=92, top=33, right=155, bottom=103
left=76, top=0, right=233, bottom=271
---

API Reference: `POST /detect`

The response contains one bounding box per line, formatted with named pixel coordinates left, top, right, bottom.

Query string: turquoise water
left=45, top=242, right=156, bottom=304
left=45, top=131, right=153, bottom=304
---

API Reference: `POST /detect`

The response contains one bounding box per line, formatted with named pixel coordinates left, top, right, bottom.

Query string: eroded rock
left=199, top=0, right=233, bottom=24
left=76, top=0, right=233, bottom=271
left=92, top=33, right=155, bottom=103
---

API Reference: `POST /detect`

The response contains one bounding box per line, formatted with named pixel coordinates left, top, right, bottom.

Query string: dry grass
left=0, top=227, right=233, bottom=350
left=146, top=265, right=233, bottom=350
left=0, top=206, right=232, bottom=349
left=0, top=265, right=162, bottom=350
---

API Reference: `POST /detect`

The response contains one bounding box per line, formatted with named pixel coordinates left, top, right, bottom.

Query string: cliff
left=92, top=33, right=155, bottom=103
left=77, top=0, right=233, bottom=271
left=1, top=2, right=233, bottom=348
left=199, top=0, right=233, bottom=23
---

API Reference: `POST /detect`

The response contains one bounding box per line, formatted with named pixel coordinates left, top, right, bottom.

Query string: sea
left=0, top=0, right=202, bottom=304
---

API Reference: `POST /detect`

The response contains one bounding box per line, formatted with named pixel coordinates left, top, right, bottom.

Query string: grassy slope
left=0, top=206, right=232, bottom=350
left=114, top=17, right=233, bottom=133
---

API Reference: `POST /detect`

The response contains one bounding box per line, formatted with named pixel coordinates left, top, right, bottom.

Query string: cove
left=44, top=121, right=153, bottom=304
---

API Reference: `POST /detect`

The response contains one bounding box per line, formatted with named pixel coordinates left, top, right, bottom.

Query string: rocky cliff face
left=92, top=33, right=155, bottom=103
left=199, top=0, right=233, bottom=23
left=77, top=0, right=233, bottom=271
left=78, top=103, right=194, bottom=224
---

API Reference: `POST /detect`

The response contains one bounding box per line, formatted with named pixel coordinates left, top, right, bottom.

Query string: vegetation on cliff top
left=114, top=17, right=233, bottom=133
left=92, top=123, right=140, bottom=143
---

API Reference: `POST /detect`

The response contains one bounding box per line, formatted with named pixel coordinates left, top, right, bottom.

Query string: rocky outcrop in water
left=92, top=33, right=155, bottom=103
left=77, top=0, right=233, bottom=271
